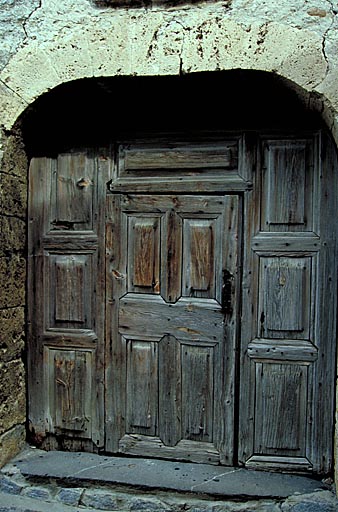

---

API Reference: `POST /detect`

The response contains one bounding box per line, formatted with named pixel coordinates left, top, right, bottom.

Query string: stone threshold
left=1, top=447, right=338, bottom=511
left=13, top=448, right=327, bottom=499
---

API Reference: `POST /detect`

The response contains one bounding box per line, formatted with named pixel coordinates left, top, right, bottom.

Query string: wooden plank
left=260, top=138, right=314, bottom=233
left=264, top=257, right=307, bottom=332
left=181, top=345, right=214, bottom=443
left=238, top=141, right=260, bottom=466
left=28, top=157, right=53, bottom=439
left=120, top=194, right=227, bottom=214
left=183, top=219, right=215, bottom=297
left=252, top=234, right=320, bottom=252
left=254, top=362, right=308, bottom=456
left=105, top=194, right=128, bottom=452
left=109, top=176, right=251, bottom=194
left=42, top=236, right=99, bottom=249
left=266, top=142, right=306, bottom=224
left=54, top=153, right=94, bottom=230
left=158, top=335, right=181, bottom=446
left=119, top=294, right=223, bottom=343
left=54, top=255, right=85, bottom=323
left=119, top=141, right=238, bottom=171
left=119, top=434, right=220, bottom=465
left=126, top=339, right=158, bottom=435
left=216, top=195, right=240, bottom=465
left=47, top=348, right=92, bottom=436
left=246, top=455, right=312, bottom=472
left=127, top=216, right=160, bottom=293
left=309, top=131, right=338, bottom=473
left=162, top=210, right=182, bottom=303
left=248, top=339, right=318, bottom=362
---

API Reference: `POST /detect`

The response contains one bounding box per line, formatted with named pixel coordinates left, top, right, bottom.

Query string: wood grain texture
left=106, top=192, right=239, bottom=464
left=261, top=139, right=314, bottom=232
left=128, top=216, right=160, bottom=292
left=239, top=132, right=336, bottom=474
left=28, top=152, right=108, bottom=450
left=181, top=345, right=214, bottom=442
left=47, top=348, right=92, bottom=436
left=119, top=434, right=220, bottom=464
left=158, top=335, right=181, bottom=447
left=254, top=362, right=307, bottom=455
left=126, top=339, right=158, bottom=435
left=28, top=132, right=337, bottom=474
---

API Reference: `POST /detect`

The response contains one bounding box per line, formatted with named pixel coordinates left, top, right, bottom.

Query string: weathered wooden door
left=105, top=193, right=239, bottom=464
left=28, top=152, right=108, bottom=450
left=27, top=132, right=337, bottom=474
left=238, top=133, right=338, bottom=474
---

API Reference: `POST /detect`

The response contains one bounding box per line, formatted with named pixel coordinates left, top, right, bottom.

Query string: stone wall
left=0, top=0, right=338, bottom=484
left=0, top=128, right=27, bottom=466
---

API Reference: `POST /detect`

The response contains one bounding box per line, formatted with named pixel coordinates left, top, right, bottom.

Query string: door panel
left=28, top=152, right=108, bottom=449
left=239, top=134, right=338, bottom=474
left=106, top=194, right=240, bottom=464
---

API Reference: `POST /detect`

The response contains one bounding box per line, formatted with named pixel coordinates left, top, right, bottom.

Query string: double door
left=28, top=133, right=337, bottom=473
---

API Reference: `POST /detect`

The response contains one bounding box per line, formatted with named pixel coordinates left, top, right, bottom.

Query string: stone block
left=81, top=489, right=119, bottom=510
left=0, top=216, right=26, bottom=256
left=0, top=425, right=25, bottom=468
left=282, top=491, right=338, bottom=512
left=22, top=485, right=53, bottom=501
left=56, top=487, right=83, bottom=506
left=0, top=359, right=25, bottom=435
left=0, top=307, right=25, bottom=363
left=0, top=474, right=25, bottom=495
left=290, top=504, right=336, bottom=512
left=130, top=498, right=171, bottom=511
left=0, top=255, right=26, bottom=308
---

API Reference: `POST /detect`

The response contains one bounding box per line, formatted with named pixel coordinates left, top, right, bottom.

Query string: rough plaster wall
left=0, top=0, right=338, bottom=472
left=0, top=0, right=41, bottom=70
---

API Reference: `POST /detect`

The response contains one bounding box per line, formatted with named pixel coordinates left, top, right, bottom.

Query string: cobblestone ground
left=1, top=453, right=338, bottom=512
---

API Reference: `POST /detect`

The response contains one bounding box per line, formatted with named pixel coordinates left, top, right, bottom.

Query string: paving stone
left=0, top=474, right=24, bottom=495
left=22, top=485, right=53, bottom=501
left=56, top=487, right=83, bottom=506
left=130, top=498, right=171, bottom=511
left=81, top=489, right=119, bottom=510
left=290, top=503, right=337, bottom=512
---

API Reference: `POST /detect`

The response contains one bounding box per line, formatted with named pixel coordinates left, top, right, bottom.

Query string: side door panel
left=28, top=152, right=108, bottom=449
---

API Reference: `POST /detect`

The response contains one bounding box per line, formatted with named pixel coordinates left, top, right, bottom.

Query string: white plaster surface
left=0, top=0, right=336, bottom=132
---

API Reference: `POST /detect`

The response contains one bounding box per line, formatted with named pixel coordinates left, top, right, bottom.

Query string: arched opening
left=21, top=70, right=321, bottom=155
left=21, top=70, right=337, bottom=474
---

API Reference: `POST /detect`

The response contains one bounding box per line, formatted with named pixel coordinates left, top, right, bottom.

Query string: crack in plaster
left=321, top=0, right=335, bottom=73
left=0, top=79, right=29, bottom=107
left=146, top=17, right=187, bottom=75
left=22, top=0, right=43, bottom=40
